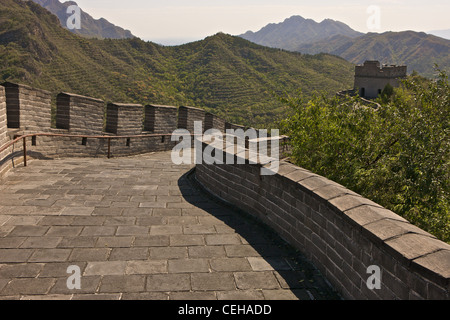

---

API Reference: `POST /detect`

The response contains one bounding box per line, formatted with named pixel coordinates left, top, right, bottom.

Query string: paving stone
left=0, top=237, right=26, bottom=249
left=170, top=235, right=205, bottom=247
left=96, top=237, right=134, bottom=248
left=234, top=272, right=280, bottom=290
left=9, top=226, right=49, bottom=237
left=1, top=278, right=56, bottom=295
left=125, top=260, right=167, bottom=275
left=0, top=249, right=34, bottom=263
left=80, top=226, right=116, bottom=237
left=247, top=257, right=292, bottom=271
left=168, top=259, right=210, bottom=273
left=122, top=292, right=169, bottom=300
left=205, top=234, right=243, bottom=246
left=103, top=217, right=136, bottom=226
left=188, top=246, right=227, bottom=258
left=69, top=248, right=111, bottom=261
left=146, top=274, right=191, bottom=292
left=116, top=226, right=149, bottom=236
left=50, top=276, right=101, bottom=295
left=134, top=235, right=170, bottom=247
left=169, top=292, right=216, bottom=300
left=57, top=237, right=97, bottom=248
left=20, top=237, right=62, bottom=249
left=39, top=216, right=74, bottom=226
left=29, top=249, right=72, bottom=262
left=61, top=207, right=95, bottom=216
left=70, top=216, right=105, bottom=226
left=150, top=225, right=182, bottom=236
left=191, top=273, right=235, bottom=291
left=39, top=262, right=87, bottom=278
left=210, top=258, right=252, bottom=272
left=84, top=261, right=127, bottom=276
left=217, top=290, right=265, bottom=300
left=99, top=275, right=146, bottom=293
left=183, top=225, right=216, bottom=235
left=0, top=263, right=44, bottom=278
left=150, top=247, right=188, bottom=260
left=109, top=248, right=148, bottom=261
left=20, top=294, right=73, bottom=300
left=224, top=245, right=259, bottom=258
left=4, top=216, right=44, bottom=226
left=46, top=226, right=83, bottom=237
left=72, top=293, right=121, bottom=300
left=262, top=289, right=301, bottom=300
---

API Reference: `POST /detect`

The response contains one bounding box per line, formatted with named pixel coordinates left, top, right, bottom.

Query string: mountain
left=0, top=0, right=354, bottom=127
left=428, top=29, right=450, bottom=40
left=31, top=0, right=134, bottom=39
left=239, top=15, right=363, bottom=51
left=296, top=31, right=450, bottom=77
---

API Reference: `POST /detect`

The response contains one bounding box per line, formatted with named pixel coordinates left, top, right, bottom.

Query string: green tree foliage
left=280, top=70, right=449, bottom=242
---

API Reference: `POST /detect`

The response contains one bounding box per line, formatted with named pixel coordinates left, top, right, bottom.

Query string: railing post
left=23, top=137, right=27, bottom=167
left=107, top=138, right=111, bottom=159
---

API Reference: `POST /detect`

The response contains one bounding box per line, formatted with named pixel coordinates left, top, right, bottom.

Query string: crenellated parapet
left=56, top=92, right=105, bottom=135
left=144, top=104, right=178, bottom=134
left=178, top=105, right=206, bottom=133
left=2, top=82, right=51, bottom=133
left=106, top=103, right=143, bottom=136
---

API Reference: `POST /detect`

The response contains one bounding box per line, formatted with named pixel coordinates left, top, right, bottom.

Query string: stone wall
left=354, top=60, right=407, bottom=99
left=144, top=105, right=178, bottom=134
left=2, top=82, right=51, bottom=133
left=195, top=141, right=450, bottom=300
left=56, top=92, right=105, bottom=134
left=205, top=112, right=226, bottom=132
left=106, top=103, right=143, bottom=136
left=178, top=106, right=205, bottom=133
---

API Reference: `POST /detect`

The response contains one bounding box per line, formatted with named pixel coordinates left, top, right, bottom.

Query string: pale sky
left=72, top=0, right=450, bottom=44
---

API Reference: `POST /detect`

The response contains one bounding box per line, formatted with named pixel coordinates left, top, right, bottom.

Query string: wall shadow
left=178, top=168, right=341, bottom=301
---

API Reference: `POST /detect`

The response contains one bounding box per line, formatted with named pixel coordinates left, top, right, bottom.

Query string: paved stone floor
left=0, top=151, right=339, bottom=300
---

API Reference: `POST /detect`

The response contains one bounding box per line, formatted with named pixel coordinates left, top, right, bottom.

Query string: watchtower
left=354, top=61, right=407, bottom=99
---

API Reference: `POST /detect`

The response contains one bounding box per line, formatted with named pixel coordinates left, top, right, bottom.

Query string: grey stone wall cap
left=58, top=92, right=104, bottom=103
left=108, top=103, right=143, bottom=108
left=146, top=104, right=177, bottom=109
left=2, top=82, right=51, bottom=95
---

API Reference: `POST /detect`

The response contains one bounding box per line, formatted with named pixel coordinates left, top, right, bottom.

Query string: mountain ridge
left=239, top=15, right=449, bottom=77
left=239, top=15, right=363, bottom=51
left=30, top=0, right=135, bottom=39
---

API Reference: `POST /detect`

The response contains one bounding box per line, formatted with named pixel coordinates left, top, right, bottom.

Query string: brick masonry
left=106, top=103, right=143, bottom=136
left=178, top=106, right=205, bottom=133
left=144, top=105, right=178, bottom=134
left=56, top=92, right=105, bottom=135
left=195, top=141, right=450, bottom=300
left=2, top=82, right=51, bottom=133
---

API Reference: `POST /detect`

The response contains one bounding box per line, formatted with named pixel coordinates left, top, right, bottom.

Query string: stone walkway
left=0, top=151, right=339, bottom=300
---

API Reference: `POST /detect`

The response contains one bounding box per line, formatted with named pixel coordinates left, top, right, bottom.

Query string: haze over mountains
left=239, top=15, right=450, bottom=77
left=31, top=0, right=135, bottom=39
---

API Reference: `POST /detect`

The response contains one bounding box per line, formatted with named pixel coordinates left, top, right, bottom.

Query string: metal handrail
left=0, top=132, right=177, bottom=166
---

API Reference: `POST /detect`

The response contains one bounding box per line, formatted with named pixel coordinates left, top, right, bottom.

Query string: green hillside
left=0, top=0, right=354, bottom=127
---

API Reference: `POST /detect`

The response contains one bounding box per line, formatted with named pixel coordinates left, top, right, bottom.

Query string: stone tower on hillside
left=354, top=60, right=407, bottom=99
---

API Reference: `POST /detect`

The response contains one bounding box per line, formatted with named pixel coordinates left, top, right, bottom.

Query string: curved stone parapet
left=195, top=141, right=450, bottom=300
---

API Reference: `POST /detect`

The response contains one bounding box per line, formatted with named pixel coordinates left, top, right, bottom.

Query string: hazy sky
left=72, top=0, right=450, bottom=44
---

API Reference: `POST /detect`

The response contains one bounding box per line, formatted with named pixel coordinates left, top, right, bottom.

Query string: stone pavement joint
left=0, top=151, right=340, bottom=300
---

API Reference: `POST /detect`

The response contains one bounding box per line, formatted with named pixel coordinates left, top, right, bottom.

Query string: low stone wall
left=144, top=104, right=178, bottom=134
left=2, top=82, right=51, bottom=133
left=195, top=141, right=450, bottom=300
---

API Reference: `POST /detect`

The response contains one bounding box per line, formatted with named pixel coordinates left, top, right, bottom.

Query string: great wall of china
left=0, top=81, right=448, bottom=300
